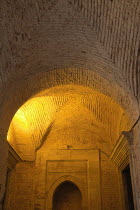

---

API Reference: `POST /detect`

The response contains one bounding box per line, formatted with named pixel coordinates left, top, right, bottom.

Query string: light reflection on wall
left=7, top=85, right=130, bottom=161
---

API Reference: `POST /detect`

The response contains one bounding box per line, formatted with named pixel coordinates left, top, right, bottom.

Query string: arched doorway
left=53, top=181, right=82, bottom=210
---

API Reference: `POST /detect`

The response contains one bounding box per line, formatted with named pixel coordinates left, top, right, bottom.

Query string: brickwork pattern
left=8, top=85, right=130, bottom=160
left=4, top=162, right=35, bottom=210
left=0, top=0, right=140, bottom=209
left=0, top=0, right=139, bottom=139
left=69, top=0, right=140, bottom=98
left=101, top=153, right=121, bottom=210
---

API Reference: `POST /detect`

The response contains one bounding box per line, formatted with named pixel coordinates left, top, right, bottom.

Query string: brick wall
left=4, top=162, right=35, bottom=210
left=100, top=152, right=121, bottom=210
left=69, top=0, right=140, bottom=98
left=0, top=0, right=139, bottom=140
left=7, top=85, right=130, bottom=160
left=0, top=138, right=8, bottom=210
left=3, top=149, right=122, bottom=210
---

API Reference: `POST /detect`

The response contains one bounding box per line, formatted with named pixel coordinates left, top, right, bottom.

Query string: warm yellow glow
left=7, top=85, right=130, bottom=160
left=7, top=109, right=28, bottom=141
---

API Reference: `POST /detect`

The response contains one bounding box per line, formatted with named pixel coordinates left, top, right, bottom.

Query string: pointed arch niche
left=46, top=175, right=88, bottom=210
left=53, top=181, right=82, bottom=210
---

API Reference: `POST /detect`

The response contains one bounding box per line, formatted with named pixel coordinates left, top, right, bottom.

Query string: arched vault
left=7, top=84, right=134, bottom=160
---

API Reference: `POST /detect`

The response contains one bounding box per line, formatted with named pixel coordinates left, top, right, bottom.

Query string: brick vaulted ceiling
left=7, top=85, right=130, bottom=160
left=0, top=0, right=140, bottom=156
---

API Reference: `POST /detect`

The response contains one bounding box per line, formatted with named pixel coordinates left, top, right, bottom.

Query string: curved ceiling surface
left=7, top=85, right=130, bottom=160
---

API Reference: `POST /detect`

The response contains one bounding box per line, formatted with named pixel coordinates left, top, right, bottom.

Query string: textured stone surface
left=0, top=0, right=140, bottom=209
left=3, top=162, right=35, bottom=210
left=0, top=0, right=139, bottom=138
left=4, top=149, right=121, bottom=210
left=7, top=85, right=130, bottom=160
left=130, top=120, right=140, bottom=209
left=69, top=0, right=140, bottom=98
left=0, top=139, right=8, bottom=208
left=101, top=153, right=121, bottom=210
left=53, top=181, right=82, bottom=210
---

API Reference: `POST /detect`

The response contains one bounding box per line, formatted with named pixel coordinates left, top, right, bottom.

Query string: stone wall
left=4, top=162, right=35, bottom=210
left=0, top=138, right=8, bottom=210
left=0, top=0, right=140, bottom=209
left=3, top=149, right=122, bottom=210
left=130, top=120, right=140, bottom=209
left=100, top=153, right=121, bottom=210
